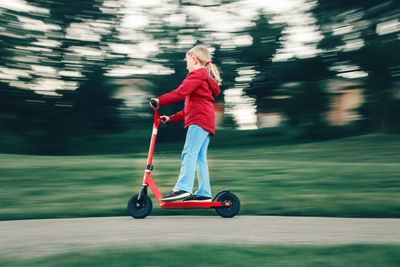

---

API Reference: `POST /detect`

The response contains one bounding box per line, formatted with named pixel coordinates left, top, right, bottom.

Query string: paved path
left=1, top=216, right=400, bottom=258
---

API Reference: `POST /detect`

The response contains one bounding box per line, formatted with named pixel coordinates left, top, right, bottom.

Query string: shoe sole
left=161, top=192, right=191, bottom=202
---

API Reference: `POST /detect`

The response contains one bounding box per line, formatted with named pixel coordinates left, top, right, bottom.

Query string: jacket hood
left=200, top=68, right=220, bottom=97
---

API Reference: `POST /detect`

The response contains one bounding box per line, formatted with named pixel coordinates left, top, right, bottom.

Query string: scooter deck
left=159, top=201, right=229, bottom=209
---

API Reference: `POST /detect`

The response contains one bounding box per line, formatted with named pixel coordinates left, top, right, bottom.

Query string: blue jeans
left=174, top=125, right=212, bottom=198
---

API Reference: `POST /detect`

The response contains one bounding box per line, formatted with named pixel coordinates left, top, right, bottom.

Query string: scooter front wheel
left=215, top=192, right=240, bottom=218
left=127, top=194, right=152, bottom=219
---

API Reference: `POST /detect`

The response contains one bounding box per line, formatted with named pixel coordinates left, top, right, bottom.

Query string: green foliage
left=1, top=0, right=400, bottom=157
left=313, top=0, right=400, bottom=133
left=238, top=13, right=286, bottom=113
left=0, top=0, right=126, bottom=154
left=284, top=81, right=330, bottom=130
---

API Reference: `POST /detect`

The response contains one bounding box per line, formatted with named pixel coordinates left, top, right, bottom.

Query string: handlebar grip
left=150, top=98, right=159, bottom=108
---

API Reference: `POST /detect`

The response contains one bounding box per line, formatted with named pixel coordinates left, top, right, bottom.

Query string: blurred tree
left=275, top=57, right=333, bottom=133
left=237, top=12, right=285, bottom=113
left=236, top=11, right=333, bottom=134
left=284, top=81, right=330, bottom=135
left=0, top=0, right=127, bottom=153
left=313, top=0, right=400, bottom=133
left=27, top=0, right=125, bottom=130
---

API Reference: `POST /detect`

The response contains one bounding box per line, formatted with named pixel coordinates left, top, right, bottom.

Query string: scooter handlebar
left=150, top=98, right=159, bottom=109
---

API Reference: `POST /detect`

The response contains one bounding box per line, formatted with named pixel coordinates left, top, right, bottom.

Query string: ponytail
left=206, top=62, right=222, bottom=86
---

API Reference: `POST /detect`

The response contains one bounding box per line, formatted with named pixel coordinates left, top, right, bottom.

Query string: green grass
left=1, top=244, right=400, bottom=267
left=0, top=134, right=400, bottom=220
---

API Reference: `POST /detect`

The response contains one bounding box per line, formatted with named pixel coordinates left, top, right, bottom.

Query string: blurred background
left=1, top=2, right=400, bottom=265
left=1, top=0, right=399, bottom=155
left=1, top=0, right=400, bottom=222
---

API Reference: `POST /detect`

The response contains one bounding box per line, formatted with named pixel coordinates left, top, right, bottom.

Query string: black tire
left=127, top=194, right=152, bottom=219
left=215, top=192, right=240, bottom=218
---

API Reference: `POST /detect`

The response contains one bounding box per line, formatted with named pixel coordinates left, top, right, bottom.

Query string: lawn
left=0, top=134, right=399, bottom=220
left=1, top=244, right=399, bottom=267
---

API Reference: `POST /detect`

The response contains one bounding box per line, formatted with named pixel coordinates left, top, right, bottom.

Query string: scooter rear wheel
left=127, top=194, right=152, bottom=219
left=215, top=192, right=240, bottom=218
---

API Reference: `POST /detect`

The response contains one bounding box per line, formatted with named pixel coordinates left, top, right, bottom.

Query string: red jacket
left=158, top=68, right=220, bottom=135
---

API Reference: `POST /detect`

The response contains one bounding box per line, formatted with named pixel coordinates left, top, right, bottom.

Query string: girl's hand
left=160, top=115, right=170, bottom=124
left=150, top=98, right=160, bottom=109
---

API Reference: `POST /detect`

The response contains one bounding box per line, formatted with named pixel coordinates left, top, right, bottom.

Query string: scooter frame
left=137, top=109, right=231, bottom=209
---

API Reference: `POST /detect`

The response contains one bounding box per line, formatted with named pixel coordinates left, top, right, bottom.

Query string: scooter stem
left=146, top=109, right=161, bottom=166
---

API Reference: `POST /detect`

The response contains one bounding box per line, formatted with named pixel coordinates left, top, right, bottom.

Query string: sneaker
left=161, top=190, right=191, bottom=202
left=183, top=195, right=212, bottom=202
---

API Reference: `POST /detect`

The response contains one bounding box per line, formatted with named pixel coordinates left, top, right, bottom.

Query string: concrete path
left=1, top=216, right=400, bottom=258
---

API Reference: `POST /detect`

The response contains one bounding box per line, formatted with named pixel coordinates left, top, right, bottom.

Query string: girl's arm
left=169, top=110, right=184, bottom=124
left=158, top=71, right=202, bottom=106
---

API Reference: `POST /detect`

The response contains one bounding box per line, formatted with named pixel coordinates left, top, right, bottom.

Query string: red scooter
left=127, top=102, right=240, bottom=219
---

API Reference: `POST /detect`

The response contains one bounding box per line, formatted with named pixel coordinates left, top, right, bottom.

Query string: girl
left=150, top=45, right=221, bottom=202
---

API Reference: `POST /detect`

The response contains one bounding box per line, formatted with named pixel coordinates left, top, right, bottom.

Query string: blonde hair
left=186, top=45, right=222, bottom=85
